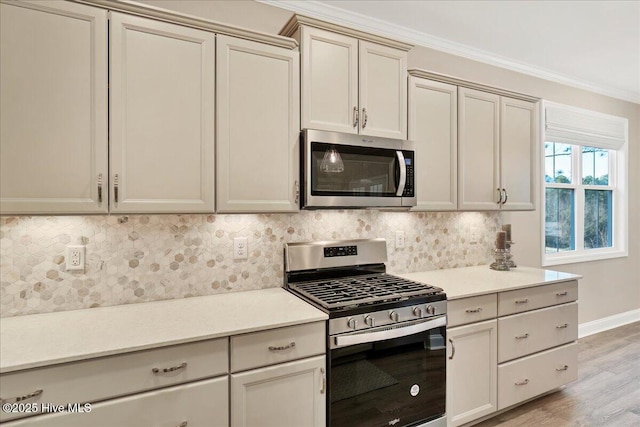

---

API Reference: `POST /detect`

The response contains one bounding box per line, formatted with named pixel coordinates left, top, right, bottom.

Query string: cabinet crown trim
left=73, top=0, right=298, bottom=49
left=409, top=69, right=539, bottom=103
left=280, top=14, right=412, bottom=51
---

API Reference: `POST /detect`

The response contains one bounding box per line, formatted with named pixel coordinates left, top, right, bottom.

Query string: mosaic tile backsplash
left=1, top=211, right=500, bottom=317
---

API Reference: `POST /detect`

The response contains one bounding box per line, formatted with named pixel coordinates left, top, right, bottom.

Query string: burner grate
left=291, top=274, right=439, bottom=309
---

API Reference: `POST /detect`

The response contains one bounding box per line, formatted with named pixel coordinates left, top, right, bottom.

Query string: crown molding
left=261, top=0, right=640, bottom=104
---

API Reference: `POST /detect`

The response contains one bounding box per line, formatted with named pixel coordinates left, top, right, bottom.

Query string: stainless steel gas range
left=284, top=239, right=447, bottom=427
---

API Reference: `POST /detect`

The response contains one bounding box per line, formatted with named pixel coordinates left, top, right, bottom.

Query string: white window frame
left=542, top=101, right=628, bottom=266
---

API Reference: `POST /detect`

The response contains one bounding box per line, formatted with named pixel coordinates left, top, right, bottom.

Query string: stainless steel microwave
left=301, top=129, right=416, bottom=209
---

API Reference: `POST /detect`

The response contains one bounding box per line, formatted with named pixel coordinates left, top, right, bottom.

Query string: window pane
left=544, top=142, right=573, bottom=183
left=582, top=147, right=609, bottom=185
left=545, top=188, right=575, bottom=253
left=584, top=190, right=613, bottom=249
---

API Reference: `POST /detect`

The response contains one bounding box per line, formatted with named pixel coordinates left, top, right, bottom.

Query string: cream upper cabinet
left=292, top=21, right=409, bottom=139
left=216, top=35, right=300, bottom=213
left=458, top=87, right=537, bottom=211
left=359, top=40, right=407, bottom=139
left=0, top=0, right=108, bottom=214
left=230, top=356, right=326, bottom=427
left=447, top=319, right=498, bottom=427
left=300, top=26, right=358, bottom=134
left=408, top=76, right=457, bottom=211
left=109, top=12, right=216, bottom=213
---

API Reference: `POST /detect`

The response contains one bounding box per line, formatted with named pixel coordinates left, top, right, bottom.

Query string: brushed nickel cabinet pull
left=515, top=379, right=529, bottom=386
left=268, top=342, right=295, bottom=351
left=97, top=173, right=103, bottom=204
left=152, top=362, right=187, bottom=374
left=556, top=365, right=569, bottom=371
left=114, top=174, right=119, bottom=203
left=556, top=291, right=568, bottom=297
left=353, top=106, right=359, bottom=128
left=502, top=188, right=508, bottom=204
left=320, top=368, right=326, bottom=394
left=294, top=180, right=300, bottom=204
left=1, top=389, right=43, bottom=404
left=362, top=108, right=368, bottom=129
left=515, top=333, right=529, bottom=339
left=448, top=338, right=455, bottom=360
left=556, top=323, right=569, bottom=329
left=465, top=307, right=483, bottom=313
left=515, top=299, right=529, bottom=304
left=496, top=188, right=503, bottom=204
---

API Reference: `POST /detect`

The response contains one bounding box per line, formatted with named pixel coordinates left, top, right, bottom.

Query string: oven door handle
left=395, top=150, right=407, bottom=197
left=333, top=316, right=446, bottom=349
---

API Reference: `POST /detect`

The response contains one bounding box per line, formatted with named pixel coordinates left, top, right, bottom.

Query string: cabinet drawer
left=447, top=294, right=497, bottom=327
left=3, top=376, right=229, bottom=427
left=498, top=281, right=578, bottom=316
left=0, top=339, right=227, bottom=422
left=231, top=322, right=325, bottom=373
left=498, top=342, right=577, bottom=410
left=498, top=302, right=577, bottom=363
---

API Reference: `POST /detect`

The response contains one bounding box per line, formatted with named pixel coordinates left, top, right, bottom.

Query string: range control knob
left=364, top=315, right=375, bottom=327
left=347, top=318, right=358, bottom=330
left=389, top=311, right=400, bottom=322
left=426, top=305, right=436, bottom=315
left=413, top=307, right=423, bottom=318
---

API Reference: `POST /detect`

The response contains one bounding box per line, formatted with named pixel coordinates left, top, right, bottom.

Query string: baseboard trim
left=579, top=309, right=640, bottom=338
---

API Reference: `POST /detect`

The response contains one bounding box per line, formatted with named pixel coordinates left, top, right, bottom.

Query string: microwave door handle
left=396, top=151, right=407, bottom=196
left=333, top=316, right=446, bottom=349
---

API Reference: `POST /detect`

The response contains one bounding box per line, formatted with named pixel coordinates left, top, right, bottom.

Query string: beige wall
left=141, top=0, right=640, bottom=324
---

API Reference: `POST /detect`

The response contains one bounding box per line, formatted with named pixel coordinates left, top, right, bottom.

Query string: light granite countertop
left=399, top=265, right=582, bottom=300
left=0, top=288, right=327, bottom=374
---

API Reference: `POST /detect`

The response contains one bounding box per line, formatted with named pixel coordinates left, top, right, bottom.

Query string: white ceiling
left=265, top=0, right=640, bottom=103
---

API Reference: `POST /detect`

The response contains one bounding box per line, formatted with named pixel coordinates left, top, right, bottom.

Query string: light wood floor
left=475, top=321, right=640, bottom=427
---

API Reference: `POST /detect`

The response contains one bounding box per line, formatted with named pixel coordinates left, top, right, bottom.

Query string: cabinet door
left=0, top=0, right=107, bottom=214
left=230, top=356, right=326, bottom=427
left=500, top=97, right=537, bottom=210
left=300, top=26, right=358, bottom=134
left=458, top=88, right=500, bottom=210
left=109, top=13, right=215, bottom=213
left=2, top=377, right=228, bottom=427
left=216, top=35, right=300, bottom=212
left=447, top=320, right=498, bottom=427
left=408, top=77, right=457, bottom=211
left=359, top=41, right=407, bottom=139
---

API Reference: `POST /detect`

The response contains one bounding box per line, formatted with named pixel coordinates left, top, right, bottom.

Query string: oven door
left=329, top=316, right=447, bottom=427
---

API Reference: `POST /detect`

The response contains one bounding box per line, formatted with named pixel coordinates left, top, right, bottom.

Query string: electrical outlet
left=233, top=237, right=249, bottom=260
left=66, top=245, right=85, bottom=271
left=395, top=231, right=405, bottom=249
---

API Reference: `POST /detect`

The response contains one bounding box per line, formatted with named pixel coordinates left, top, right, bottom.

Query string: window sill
left=542, top=249, right=628, bottom=267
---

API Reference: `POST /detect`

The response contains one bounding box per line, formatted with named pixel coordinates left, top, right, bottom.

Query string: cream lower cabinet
left=3, top=377, right=229, bottom=427
left=216, top=35, right=300, bottom=212
left=0, top=0, right=108, bottom=214
left=109, top=12, right=216, bottom=213
left=458, top=88, right=538, bottom=211
left=229, top=322, right=326, bottom=427
left=408, top=76, right=458, bottom=211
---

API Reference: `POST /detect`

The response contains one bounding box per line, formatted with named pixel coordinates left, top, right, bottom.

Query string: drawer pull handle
left=465, top=307, right=483, bottom=313
left=269, top=342, right=296, bottom=351
left=515, top=379, right=529, bottom=386
left=556, top=323, right=569, bottom=329
left=152, top=362, right=187, bottom=374
left=556, top=365, right=569, bottom=372
left=320, top=368, right=326, bottom=394
left=556, top=291, right=568, bottom=297
left=177, top=422, right=188, bottom=427
left=1, top=389, right=43, bottom=404
left=515, top=333, right=529, bottom=340
left=448, top=338, right=455, bottom=360
left=515, top=299, right=529, bottom=304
